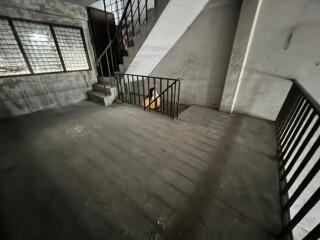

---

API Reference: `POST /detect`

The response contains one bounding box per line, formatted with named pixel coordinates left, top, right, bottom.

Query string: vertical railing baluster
left=127, top=74, right=132, bottom=104
left=160, top=78, right=163, bottom=113
left=143, top=76, right=146, bottom=109
left=130, top=0, right=134, bottom=37
left=281, top=101, right=310, bottom=155
left=166, top=79, right=169, bottom=114
left=124, top=11, right=129, bottom=48
left=138, top=0, right=141, bottom=25
left=99, top=63, right=103, bottom=77
left=177, top=80, right=181, bottom=118
left=132, top=75, right=136, bottom=105
left=170, top=82, right=173, bottom=118
left=119, top=74, right=124, bottom=101
left=278, top=90, right=302, bottom=138
left=124, top=74, right=127, bottom=102
left=147, top=76, right=150, bottom=96
left=110, top=42, right=115, bottom=76
left=280, top=110, right=316, bottom=167
left=106, top=51, right=111, bottom=77
left=280, top=95, right=304, bottom=143
left=116, top=73, right=121, bottom=100
left=145, top=0, right=148, bottom=23
left=137, top=75, right=141, bottom=106
left=173, top=81, right=177, bottom=119
left=155, top=78, right=157, bottom=111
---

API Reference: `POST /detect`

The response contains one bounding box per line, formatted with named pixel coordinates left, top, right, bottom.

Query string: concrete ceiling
left=60, top=0, right=98, bottom=7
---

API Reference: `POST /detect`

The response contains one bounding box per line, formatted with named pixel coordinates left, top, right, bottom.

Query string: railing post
left=124, top=12, right=129, bottom=48
left=137, top=75, right=141, bottom=106
left=160, top=78, right=163, bottom=113
left=166, top=80, right=169, bottom=114
left=132, top=75, right=136, bottom=105
left=145, top=0, right=148, bottom=23
left=127, top=74, right=132, bottom=103
left=142, top=76, right=146, bottom=109
left=138, top=0, right=141, bottom=25
left=115, top=73, right=121, bottom=100
left=130, top=0, right=134, bottom=36
left=105, top=50, right=111, bottom=78
left=177, top=80, right=181, bottom=118
left=173, top=81, right=177, bottom=119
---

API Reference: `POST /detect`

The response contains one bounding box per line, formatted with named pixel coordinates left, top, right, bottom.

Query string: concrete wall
left=125, top=0, right=211, bottom=76
left=221, top=0, right=320, bottom=121
left=0, top=0, right=97, bottom=119
left=151, top=0, right=242, bottom=108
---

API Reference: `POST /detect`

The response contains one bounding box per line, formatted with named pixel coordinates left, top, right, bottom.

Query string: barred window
left=53, top=26, right=89, bottom=71
left=0, top=17, right=90, bottom=77
left=0, top=19, right=30, bottom=76
left=14, top=20, right=63, bottom=73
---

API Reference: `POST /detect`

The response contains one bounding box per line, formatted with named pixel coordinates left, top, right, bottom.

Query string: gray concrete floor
left=0, top=101, right=282, bottom=240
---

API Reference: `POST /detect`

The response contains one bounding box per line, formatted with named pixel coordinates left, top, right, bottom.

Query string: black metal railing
left=96, top=0, right=154, bottom=80
left=103, top=0, right=126, bottom=25
left=118, top=0, right=152, bottom=50
left=96, top=40, right=117, bottom=87
left=115, top=73, right=181, bottom=118
left=276, top=79, right=320, bottom=240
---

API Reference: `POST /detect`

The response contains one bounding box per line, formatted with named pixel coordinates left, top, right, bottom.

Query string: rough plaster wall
left=151, top=0, right=242, bottom=108
left=125, top=0, right=211, bottom=76
left=226, top=2, right=320, bottom=237
left=0, top=0, right=97, bottom=119
left=233, top=0, right=320, bottom=121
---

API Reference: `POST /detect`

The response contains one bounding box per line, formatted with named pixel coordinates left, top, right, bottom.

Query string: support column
left=219, top=0, right=263, bottom=113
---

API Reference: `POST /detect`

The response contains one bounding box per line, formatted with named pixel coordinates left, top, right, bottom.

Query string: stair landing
left=0, top=102, right=281, bottom=240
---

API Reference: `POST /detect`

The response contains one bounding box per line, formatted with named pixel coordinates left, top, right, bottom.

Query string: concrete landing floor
left=0, top=102, right=282, bottom=240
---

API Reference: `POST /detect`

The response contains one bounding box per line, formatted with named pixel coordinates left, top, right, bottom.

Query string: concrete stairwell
left=87, top=0, right=169, bottom=106
left=87, top=77, right=118, bottom=106
left=119, top=0, right=170, bottom=73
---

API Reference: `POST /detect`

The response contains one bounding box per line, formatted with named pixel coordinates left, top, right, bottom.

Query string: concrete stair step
left=87, top=90, right=115, bottom=106
left=98, top=76, right=117, bottom=86
left=93, top=83, right=113, bottom=93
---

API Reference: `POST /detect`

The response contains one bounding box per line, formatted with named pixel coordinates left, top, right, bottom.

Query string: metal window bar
left=115, top=72, right=181, bottom=119
left=0, top=16, right=91, bottom=78
left=276, top=79, right=320, bottom=240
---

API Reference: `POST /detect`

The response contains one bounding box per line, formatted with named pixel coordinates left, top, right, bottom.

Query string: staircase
left=87, top=77, right=118, bottom=105
left=87, top=0, right=170, bottom=106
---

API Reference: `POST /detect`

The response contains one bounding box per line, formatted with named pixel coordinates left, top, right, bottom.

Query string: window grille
left=0, top=17, right=90, bottom=77
left=53, top=26, right=89, bottom=71
left=13, top=21, right=63, bottom=73
left=0, top=19, right=30, bottom=76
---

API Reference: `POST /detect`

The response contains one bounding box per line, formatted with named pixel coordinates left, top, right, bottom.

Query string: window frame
left=0, top=16, right=91, bottom=78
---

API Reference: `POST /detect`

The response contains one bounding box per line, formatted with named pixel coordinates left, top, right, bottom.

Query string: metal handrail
left=144, top=81, right=177, bottom=109
left=118, top=0, right=150, bottom=49
left=96, top=0, right=153, bottom=79
left=115, top=72, right=181, bottom=119
left=96, top=39, right=114, bottom=63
